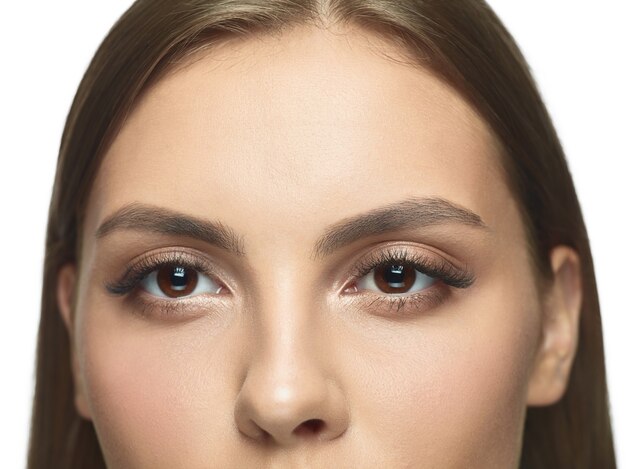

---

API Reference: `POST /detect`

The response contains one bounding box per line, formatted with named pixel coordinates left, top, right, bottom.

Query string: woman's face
left=67, top=25, right=548, bottom=468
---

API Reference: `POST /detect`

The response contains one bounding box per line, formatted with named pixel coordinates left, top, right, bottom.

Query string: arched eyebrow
left=95, top=196, right=488, bottom=260
left=310, top=196, right=488, bottom=260
left=95, top=202, right=246, bottom=256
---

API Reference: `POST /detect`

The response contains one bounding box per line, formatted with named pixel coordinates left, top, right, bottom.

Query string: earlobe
left=57, top=263, right=92, bottom=420
left=526, top=245, right=583, bottom=406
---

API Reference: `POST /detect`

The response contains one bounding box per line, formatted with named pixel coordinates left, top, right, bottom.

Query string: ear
left=57, top=263, right=92, bottom=420
left=526, top=245, right=583, bottom=406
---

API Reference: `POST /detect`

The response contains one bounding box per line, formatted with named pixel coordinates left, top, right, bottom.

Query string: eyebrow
left=95, top=202, right=246, bottom=256
left=95, top=197, right=488, bottom=260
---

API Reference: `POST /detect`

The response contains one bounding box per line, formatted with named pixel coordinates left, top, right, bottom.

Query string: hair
left=28, top=0, right=616, bottom=467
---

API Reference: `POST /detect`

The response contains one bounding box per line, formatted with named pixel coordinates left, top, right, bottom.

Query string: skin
left=57, top=23, right=582, bottom=468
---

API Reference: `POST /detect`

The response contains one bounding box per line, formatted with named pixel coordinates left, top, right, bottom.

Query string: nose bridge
left=251, top=256, right=319, bottom=360
left=246, top=250, right=324, bottom=365
left=234, top=262, right=349, bottom=446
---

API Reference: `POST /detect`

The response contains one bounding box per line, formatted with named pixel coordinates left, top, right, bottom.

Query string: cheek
left=75, top=300, right=236, bottom=466
left=346, top=283, right=540, bottom=466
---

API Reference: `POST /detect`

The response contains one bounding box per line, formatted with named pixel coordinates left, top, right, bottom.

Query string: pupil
left=373, top=262, right=416, bottom=294
left=384, top=264, right=405, bottom=287
left=156, top=265, right=199, bottom=298
left=170, top=266, right=189, bottom=290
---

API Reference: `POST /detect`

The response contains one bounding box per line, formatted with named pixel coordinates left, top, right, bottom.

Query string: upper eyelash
left=104, top=246, right=474, bottom=317
left=350, top=246, right=475, bottom=290
left=344, top=247, right=474, bottom=314
left=105, top=251, right=216, bottom=296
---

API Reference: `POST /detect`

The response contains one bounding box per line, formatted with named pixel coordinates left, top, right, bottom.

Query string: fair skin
left=57, top=24, right=582, bottom=468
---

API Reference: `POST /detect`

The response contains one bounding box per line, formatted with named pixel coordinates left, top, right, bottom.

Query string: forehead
left=85, top=24, right=515, bottom=253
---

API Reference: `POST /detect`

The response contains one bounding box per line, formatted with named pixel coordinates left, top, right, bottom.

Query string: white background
left=0, top=1, right=623, bottom=467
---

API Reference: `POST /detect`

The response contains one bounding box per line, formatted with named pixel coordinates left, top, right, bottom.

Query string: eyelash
left=105, top=246, right=474, bottom=318
left=345, top=246, right=474, bottom=315
left=105, top=251, right=216, bottom=296
left=105, top=251, right=225, bottom=317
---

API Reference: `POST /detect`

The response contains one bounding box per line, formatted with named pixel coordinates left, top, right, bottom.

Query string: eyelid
left=103, top=249, right=235, bottom=320
left=104, top=243, right=474, bottom=319
left=346, top=244, right=474, bottom=289
left=104, top=248, right=225, bottom=297
left=340, top=244, right=475, bottom=316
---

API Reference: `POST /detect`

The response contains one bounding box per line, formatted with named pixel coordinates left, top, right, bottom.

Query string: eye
left=141, top=264, right=224, bottom=299
left=342, top=247, right=474, bottom=315
left=355, top=261, right=437, bottom=295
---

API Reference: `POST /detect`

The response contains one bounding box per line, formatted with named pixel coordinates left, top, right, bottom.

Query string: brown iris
left=156, top=265, right=198, bottom=298
left=373, top=263, right=417, bottom=294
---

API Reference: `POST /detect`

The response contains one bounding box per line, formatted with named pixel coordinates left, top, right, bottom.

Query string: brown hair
left=28, top=0, right=616, bottom=467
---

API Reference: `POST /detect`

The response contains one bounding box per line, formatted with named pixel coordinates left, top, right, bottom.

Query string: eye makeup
left=105, top=249, right=222, bottom=296
left=104, top=248, right=229, bottom=319
left=103, top=243, right=475, bottom=320
left=343, top=245, right=475, bottom=316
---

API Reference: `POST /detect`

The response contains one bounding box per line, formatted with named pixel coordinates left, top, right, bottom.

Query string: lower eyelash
left=346, top=282, right=448, bottom=316
left=132, top=293, right=224, bottom=320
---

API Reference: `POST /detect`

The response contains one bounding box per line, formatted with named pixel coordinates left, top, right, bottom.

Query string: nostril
left=293, top=418, right=325, bottom=436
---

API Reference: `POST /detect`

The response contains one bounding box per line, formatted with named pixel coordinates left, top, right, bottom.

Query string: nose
left=233, top=313, right=350, bottom=447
